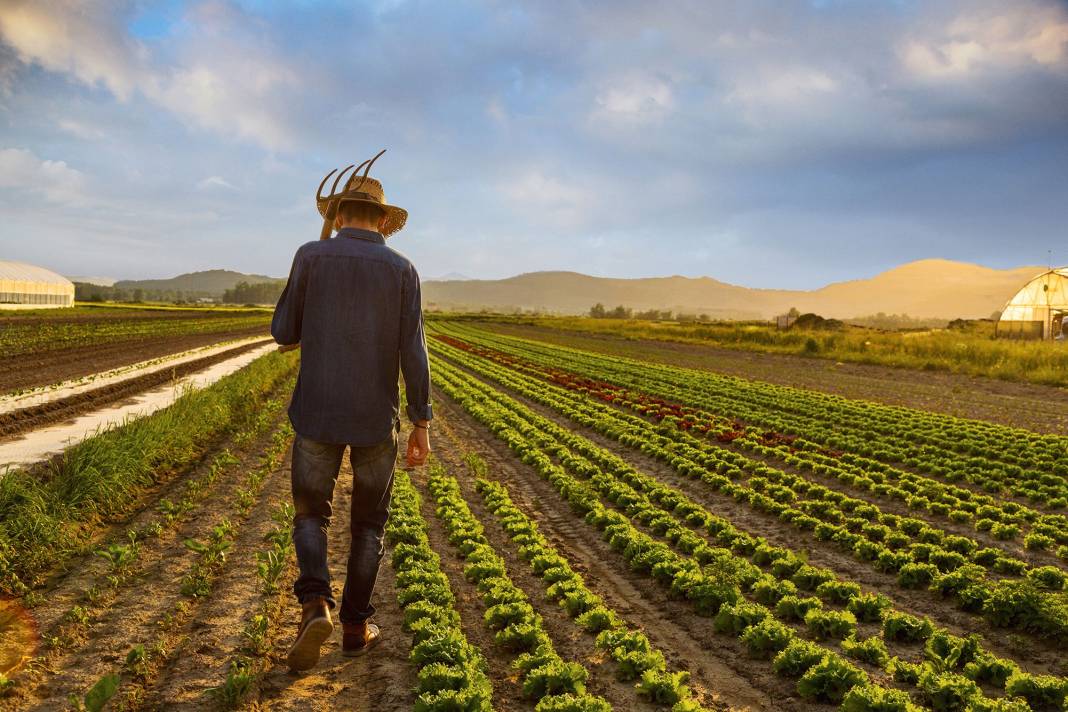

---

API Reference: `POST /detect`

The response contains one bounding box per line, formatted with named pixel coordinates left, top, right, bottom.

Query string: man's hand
left=277, top=342, right=301, bottom=353
left=406, top=422, right=431, bottom=467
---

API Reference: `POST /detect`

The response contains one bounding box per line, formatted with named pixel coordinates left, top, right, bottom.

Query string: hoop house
left=0, top=260, right=75, bottom=309
left=996, top=267, right=1068, bottom=340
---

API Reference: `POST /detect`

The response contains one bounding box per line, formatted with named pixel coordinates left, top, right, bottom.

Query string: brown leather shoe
left=286, top=596, right=333, bottom=671
left=341, top=620, right=381, bottom=657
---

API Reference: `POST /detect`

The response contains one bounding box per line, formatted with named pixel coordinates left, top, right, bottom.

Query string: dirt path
left=136, top=448, right=295, bottom=710
left=12, top=433, right=291, bottom=710
left=430, top=388, right=813, bottom=712
left=479, top=322, right=1068, bottom=435
left=254, top=449, right=417, bottom=712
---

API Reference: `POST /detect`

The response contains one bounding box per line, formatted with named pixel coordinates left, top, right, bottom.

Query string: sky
left=0, top=0, right=1066, bottom=289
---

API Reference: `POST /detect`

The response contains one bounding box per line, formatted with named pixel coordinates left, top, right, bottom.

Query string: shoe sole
left=341, top=634, right=381, bottom=658
left=286, top=618, right=333, bottom=671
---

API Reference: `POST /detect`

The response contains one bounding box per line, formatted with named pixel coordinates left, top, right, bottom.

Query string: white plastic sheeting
left=997, top=268, right=1068, bottom=340
left=0, top=343, right=277, bottom=469
left=0, top=260, right=75, bottom=309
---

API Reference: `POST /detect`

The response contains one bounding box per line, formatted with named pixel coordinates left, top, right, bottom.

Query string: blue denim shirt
left=271, top=227, right=432, bottom=446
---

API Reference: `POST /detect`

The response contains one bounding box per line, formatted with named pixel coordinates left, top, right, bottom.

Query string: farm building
left=0, top=260, right=76, bottom=309
left=996, top=267, right=1068, bottom=340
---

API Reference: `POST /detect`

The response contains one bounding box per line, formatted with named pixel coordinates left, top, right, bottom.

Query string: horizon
left=64, top=255, right=1057, bottom=291
left=2, top=2, right=1067, bottom=289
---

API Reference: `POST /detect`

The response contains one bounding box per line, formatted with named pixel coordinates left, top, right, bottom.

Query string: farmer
left=271, top=150, right=432, bottom=671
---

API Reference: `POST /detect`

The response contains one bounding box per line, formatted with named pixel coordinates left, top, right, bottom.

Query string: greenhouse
left=996, top=267, right=1068, bottom=340
left=0, top=260, right=76, bottom=309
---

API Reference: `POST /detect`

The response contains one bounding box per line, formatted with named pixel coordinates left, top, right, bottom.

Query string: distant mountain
left=430, top=272, right=472, bottom=281
left=115, top=270, right=285, bottom=297
left=422, top=259, right=1047, bottom=320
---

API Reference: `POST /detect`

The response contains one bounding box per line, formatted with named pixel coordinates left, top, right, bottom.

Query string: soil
left=0, top=338, right=273, bottom=439
left=434, top=360, right=1068, bottom=679
left=430, top=388, right=820, bottom=712
left=478, top=322, right=1068, bottom=435
left=253, top=451, right=418, bottom=712
left=9, top=317, right=1066, bottom=711
left=6, top=412, right=293, bottom=711
left=0, top=326, right=270, bottom=395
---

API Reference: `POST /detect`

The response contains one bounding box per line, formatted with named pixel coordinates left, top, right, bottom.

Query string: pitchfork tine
left=330, top=164, right=356, bottom=197
left=351, top=149, right=387, bottom=192
left=316, top=168, right=338, bottom=201
left=344, top=158, right=374, bottom=191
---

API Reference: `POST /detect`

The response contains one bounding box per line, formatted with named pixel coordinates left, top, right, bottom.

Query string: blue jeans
left=290, top=429, right=398, bottom=625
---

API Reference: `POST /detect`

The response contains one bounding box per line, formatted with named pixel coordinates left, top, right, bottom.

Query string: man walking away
left=271, top=152, right=432, bottom=671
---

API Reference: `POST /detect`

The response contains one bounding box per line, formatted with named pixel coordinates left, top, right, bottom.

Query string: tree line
left=588, top=303, right=711, bottom=322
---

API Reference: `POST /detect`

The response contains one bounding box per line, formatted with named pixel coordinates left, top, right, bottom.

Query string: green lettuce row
left=431, top=353, right=1061, bottom=710
left=437, top=322, right=1068, bottom=547
left=428, top=336, right=1068, bottom=642
left=437, top=322, right=1068, bottom=507
left=429, top=360, right=954, bottom=709
left=424, top=460, right=612, bottom=712
left=385, top=470, right=494, bottom=712
left=439, top=326, right=1064, bottom=551
left=469, top=461, right=707, bottom=710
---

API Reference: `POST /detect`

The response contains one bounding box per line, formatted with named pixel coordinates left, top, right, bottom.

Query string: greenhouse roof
left=0, top=260, right=75, bottom=287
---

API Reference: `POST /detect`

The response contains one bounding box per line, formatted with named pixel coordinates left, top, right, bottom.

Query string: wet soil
left=0, top=338, right=273, bottom=439
left=0, top=326, right=270, bottom=395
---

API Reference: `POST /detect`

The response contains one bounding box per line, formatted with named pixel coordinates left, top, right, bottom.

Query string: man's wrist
left=413, top=420, right=431, bottom=430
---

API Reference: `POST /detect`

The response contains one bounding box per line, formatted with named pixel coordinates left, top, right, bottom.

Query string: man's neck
left=337, top=223, right=380, bottom=232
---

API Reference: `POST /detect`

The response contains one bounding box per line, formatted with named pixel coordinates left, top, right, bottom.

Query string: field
left=1, top=313, right=1067, bottom=712
left=461, top=315, right=1068, bottom=390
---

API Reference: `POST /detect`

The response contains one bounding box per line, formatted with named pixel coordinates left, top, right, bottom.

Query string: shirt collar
left=336, top=227, right=385, bottom=244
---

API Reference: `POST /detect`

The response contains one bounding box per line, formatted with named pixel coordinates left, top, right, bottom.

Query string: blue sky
left=0, top=0, right=1066, bottom=288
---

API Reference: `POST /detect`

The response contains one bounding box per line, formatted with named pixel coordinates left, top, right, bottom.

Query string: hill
left=422, top=259, right=1047, bottom=320
left=115, top=270, right=285, bottom=297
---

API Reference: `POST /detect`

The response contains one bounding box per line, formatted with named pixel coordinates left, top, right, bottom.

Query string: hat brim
left=329, top=197, right=408, bottom=237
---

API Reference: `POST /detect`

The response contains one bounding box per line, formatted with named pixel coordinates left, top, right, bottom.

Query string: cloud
left=0, top=147, right=87, bottom=204
left=0, top=0, right=302, bottom=150
left=1, top=0, right=1067, bottom=286
left=196, top=175, right=237, bottom=191
left=57, top=118, right=107, bottom=140
left=499, top=170, right=598, bottom=230
left=900, top=2, right=1068, bottom=79
left=0, top=0, right=147, bottom=99
left=593, top=74, right=675, bottom=124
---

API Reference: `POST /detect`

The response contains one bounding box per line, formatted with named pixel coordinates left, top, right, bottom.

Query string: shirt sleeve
left=400, top=264, right=433, bottom=422
left=271, top=247, right=307, bottom=345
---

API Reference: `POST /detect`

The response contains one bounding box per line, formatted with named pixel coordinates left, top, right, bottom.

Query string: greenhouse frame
left=996, top=267, right=1068, bottom=340
left=0, top=260, right=76, bottom=309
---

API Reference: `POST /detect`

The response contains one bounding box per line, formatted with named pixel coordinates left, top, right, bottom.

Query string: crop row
left=0, top=313, right=271, bottom=358
left=385, top=469, right=495, bottom=711
left=425, top=459, right=616, bottom=711
left=430, top=357, right=995, bottom=710
left=430, top=336, right=1067, bottom=586
left=429, top=336, right=1068, bottom=639
left=87, top=416, right=295, bottom=709
left=437, top=324, right=1068, bottom=507
left=430, top=352, right=1068, bottom=711
left=433, top=330, right=1066, bottom=555
left=205, top=500, right=298, bottom=707
left=0, top=349, right=298, bottom=595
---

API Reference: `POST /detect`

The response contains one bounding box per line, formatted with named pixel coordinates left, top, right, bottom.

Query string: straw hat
left=315, top=149, right=408, bottom=239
